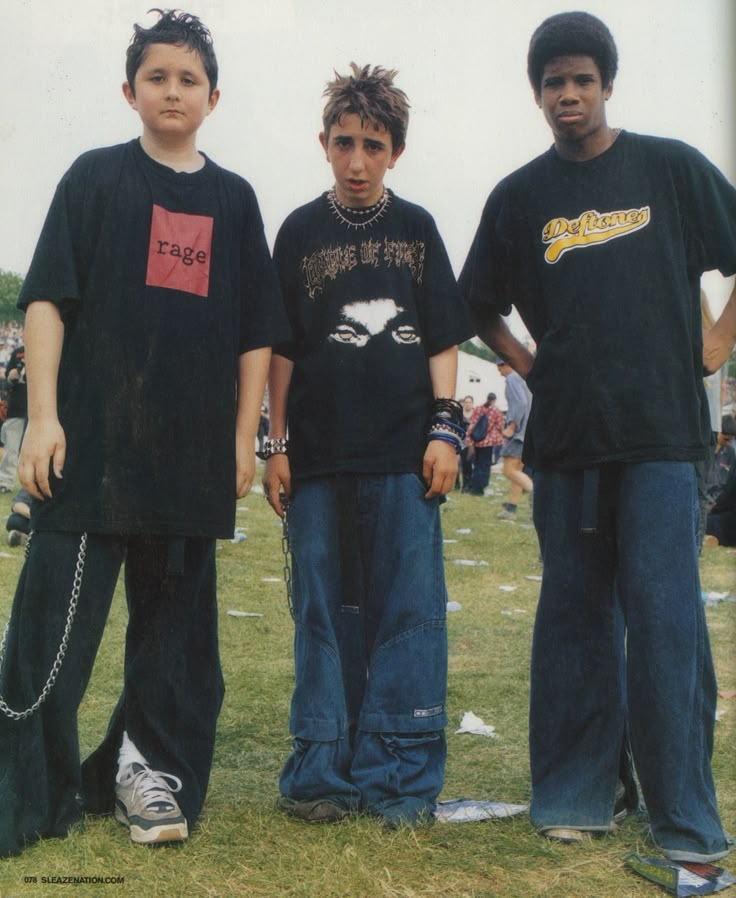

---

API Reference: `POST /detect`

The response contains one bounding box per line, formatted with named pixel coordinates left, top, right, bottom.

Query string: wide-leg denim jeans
left=530, top=462, right=729, bottom=860
left=279, top=473, right=448, bottom=815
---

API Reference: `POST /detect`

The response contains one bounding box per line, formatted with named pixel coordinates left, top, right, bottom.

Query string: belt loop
left=166, top=538, right=186, bottom=575
left=580, top=468, right=600, bottom=534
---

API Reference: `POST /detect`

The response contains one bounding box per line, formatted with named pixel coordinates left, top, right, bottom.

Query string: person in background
left=0, top=345, right=26, bottom=494
left=465, top=392, right=504, bottom=496
left=496, top=360, right=533, bottom=520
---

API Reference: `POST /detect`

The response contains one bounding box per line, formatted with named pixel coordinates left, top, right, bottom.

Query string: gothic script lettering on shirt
left=542, top=206, right=651, bottom=264
left=145, top=204, right=214, bottom=297
left=302, top=237, right=426, bottom=299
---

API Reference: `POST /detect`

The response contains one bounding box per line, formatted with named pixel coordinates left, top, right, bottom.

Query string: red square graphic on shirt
left=145, top=204, right=214, bottom=297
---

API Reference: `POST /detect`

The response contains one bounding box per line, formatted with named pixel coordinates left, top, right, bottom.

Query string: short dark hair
left=527, top=11, right=618, bottom=94
left=322, top=63, right=410, bottom=151
left=722, top=414, right=736, bottom=436
left=126, top=8, right=218, bottom=96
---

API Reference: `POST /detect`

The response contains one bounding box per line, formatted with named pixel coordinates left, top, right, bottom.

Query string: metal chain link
left=280, top=502, right=294, bottom=620
left=0, top=531, right=88, bottom=721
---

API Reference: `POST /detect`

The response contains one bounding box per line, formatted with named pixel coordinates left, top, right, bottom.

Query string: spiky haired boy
left=263, top=63, right=473, bottom=827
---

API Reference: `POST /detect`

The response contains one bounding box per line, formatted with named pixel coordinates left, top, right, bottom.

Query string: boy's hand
left=236, top=433, right=256, bottom=498
left=263, top=454, right=291, bottom=518
left=19, top=416, right=66, bottom=500
left=422, top=440, right=458, bottom=500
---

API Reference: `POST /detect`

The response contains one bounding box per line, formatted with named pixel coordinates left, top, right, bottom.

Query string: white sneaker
left=115, top=761, right=188, bottom=844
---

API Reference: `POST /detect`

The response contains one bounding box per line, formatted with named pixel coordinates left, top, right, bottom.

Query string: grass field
left=0, top=468, right=734, bottom=898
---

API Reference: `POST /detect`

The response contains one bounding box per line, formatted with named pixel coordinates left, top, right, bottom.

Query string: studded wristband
left=257, top=437, right=289, bottom=460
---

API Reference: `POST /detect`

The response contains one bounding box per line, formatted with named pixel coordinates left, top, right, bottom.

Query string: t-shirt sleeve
left=459, top=183, right=516, bottom=319
left=417, top=214, right=475, bottom=356
left=270, top=217, right=300, bottom=361
left=17, top=164, right=85, bottom=317
left=672, top=144, right=736, bottom=278
left=237, top=183, right=291, bottom=355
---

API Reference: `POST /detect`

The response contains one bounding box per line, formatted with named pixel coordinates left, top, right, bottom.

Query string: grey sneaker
left=541, top=828, right=593, bottom=844
left=7, top=530, right=28, bottom=548
left=115, top=761, right=188, bottom=844
left=497, top=508, right=516, bottom=521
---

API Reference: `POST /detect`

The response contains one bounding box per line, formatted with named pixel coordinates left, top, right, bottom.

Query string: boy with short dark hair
left=0, top=9, right=288, bottom=856
left=461, top=10, right=736, bottom=863
left=263, top=63, right=473, bottom=828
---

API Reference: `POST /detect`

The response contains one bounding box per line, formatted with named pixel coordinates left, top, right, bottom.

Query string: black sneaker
left=277, top=796, right=349, bottom=823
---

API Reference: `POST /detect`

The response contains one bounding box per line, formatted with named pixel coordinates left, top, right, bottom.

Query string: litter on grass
left=625, top=852, right=736, bottom=896
left=456, top=528, right=472, bottom=534
left=453, top=559, right=489, bottom=567
left=446, top=601, right=463, bottom=612
left=702, top=592, right=736, bottom=605
left=525, top=574, right=543, bottom=582
left=499, top=584, right=517, bottom=592
left=434, top=799, right=528, bottom=823
left=261, top=577, right=282, bottom=583
left=443, top=538, right=459, bottom=544
left=455, top=711, right=496, bottom=738
left=227, top=610, right=264, bottom=618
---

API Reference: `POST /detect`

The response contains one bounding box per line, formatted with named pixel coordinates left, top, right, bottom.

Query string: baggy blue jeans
left=530, top=462, right=729, bottom=860
left=279, top=474, right=448, bottom=816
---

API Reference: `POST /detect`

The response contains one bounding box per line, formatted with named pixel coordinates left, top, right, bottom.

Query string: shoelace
left=118, top=762, right=183, bottom=812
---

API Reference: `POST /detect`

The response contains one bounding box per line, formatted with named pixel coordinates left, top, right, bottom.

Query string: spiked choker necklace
left=327, top=188, right=391, bottom=230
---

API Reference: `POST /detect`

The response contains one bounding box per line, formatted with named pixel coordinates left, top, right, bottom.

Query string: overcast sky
left=2, top=0, right=734, bottom=319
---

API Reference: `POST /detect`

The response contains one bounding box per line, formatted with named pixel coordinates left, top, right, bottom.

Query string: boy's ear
left=532, top=88, right=542, bottom=108
left=122, top=81, right=137, bottom=109
left=319, top=131, right=329, bottom=157
left=387, top=142, right=405, bottom=170
left=207, top=88, right=220, bottom=114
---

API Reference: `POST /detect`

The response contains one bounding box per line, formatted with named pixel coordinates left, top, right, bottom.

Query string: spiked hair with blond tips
left=322, top=63, right=410, bottom=151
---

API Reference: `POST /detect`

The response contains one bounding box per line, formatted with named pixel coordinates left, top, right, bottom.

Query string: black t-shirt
left=273, top=191, right=474, bottom=480
left=460, top=132, right=736, bottom=470
left=4, top=347, right=27, bottom=419
left=19, top=139, right=289, bottom=537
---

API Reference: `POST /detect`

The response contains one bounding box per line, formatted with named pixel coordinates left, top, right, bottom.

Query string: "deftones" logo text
left=542, top=206, right=650, bottom=264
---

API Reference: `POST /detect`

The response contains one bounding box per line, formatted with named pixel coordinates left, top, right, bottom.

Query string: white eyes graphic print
left=328, top=298, right=421, bottom=348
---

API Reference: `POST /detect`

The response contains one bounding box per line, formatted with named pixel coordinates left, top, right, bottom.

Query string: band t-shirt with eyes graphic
left=273, top=191, right=474, bottom=481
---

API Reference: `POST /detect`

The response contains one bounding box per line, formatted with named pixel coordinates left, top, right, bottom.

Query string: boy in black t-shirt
left=0, top=11, right=288, bottom=857
left=263, top=64, right=473, bottom=828
left=460, top=11, right=736, bottom=864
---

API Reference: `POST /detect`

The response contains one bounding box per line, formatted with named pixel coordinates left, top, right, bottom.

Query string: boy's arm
left=18, top=301, right=66, bottom=500
left=423, top=345, right=460, bottom=500
left=473, top=305, right=535, bottom=378
left=236, top=346, right=272, bottom=498
left=262, top=353, right=293, bottom=518
left=703, top=279, right=736, bottom=374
